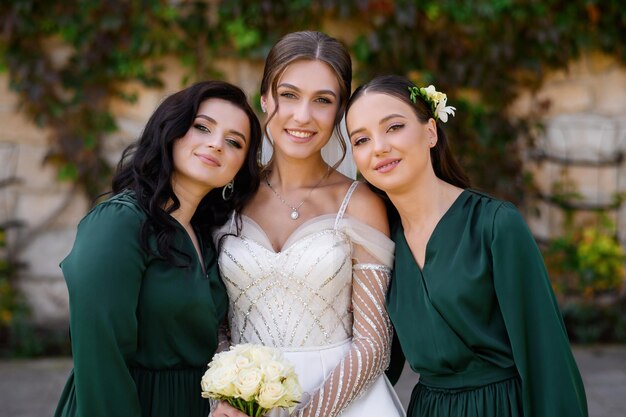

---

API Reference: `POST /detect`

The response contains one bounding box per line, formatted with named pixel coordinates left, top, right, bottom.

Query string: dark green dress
left=387, top=189, right=588, bottom=417
left=54, top=192, right=228, bottom=417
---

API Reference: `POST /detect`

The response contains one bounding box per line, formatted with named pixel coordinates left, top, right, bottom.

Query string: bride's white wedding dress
left=215, top=182, right=405, bottom=417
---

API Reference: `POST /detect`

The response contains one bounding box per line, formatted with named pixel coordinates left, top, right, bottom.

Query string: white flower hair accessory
left=408, top=85, right=456, bottom=123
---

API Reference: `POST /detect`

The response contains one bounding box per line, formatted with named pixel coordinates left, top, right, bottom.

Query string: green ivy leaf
left=57, top=163, right=78, bottom=182
left=353, top=36, right=371, bottom=62
left=83, top=134, right=96, bottom=150
left=225, top=18, right=261, bottom=52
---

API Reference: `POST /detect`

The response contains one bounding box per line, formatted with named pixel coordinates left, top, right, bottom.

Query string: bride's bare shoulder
left=343, top=181, right=389, bottom=236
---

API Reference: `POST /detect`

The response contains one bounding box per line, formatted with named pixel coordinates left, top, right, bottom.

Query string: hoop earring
left=222, top=180, right=234, bottom=201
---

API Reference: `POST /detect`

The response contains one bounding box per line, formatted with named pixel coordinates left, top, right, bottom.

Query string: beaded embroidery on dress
left=215, top=182, right=405, bottom=417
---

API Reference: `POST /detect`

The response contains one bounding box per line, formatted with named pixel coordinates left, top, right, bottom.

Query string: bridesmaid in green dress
left=346, top=75, right=588, bottom=417
left=54, top=81, right=262, bottom=417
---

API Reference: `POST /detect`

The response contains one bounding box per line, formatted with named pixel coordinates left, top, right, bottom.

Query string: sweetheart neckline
left=240, top=228, right=349, bottom=256
left=239, top=213, right=342, bottom=253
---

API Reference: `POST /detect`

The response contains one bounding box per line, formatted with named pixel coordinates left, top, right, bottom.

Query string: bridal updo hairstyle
left=259, top=31, right=352, bottom=166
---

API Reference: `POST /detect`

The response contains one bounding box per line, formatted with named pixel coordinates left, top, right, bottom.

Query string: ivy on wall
left=0, top=1, right=216, bottom=198
left=1, top=0, right=625, bottom=201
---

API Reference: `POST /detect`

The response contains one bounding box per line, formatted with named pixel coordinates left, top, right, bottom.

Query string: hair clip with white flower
left=408, top=85, right=456, bottom=123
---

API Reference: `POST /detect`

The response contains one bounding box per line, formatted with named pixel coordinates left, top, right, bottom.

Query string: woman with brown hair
left=213, top=32, right=404, bottom=417
left=345, top=74, right=588, bottom=417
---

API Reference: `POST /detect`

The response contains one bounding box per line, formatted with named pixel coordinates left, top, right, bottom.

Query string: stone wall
left=510, top=51, right=626, bottom=243
left=0, top=77, right=85, bottom=326
left=1, top=50, right=625, bottom=326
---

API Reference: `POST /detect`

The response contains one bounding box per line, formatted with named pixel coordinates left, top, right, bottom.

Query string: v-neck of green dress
left=171, top=218, right=209, bottom=276
left=398, top=188, right=469, bottom=274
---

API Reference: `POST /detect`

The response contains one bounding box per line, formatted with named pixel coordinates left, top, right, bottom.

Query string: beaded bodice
left=219, top=213, right=356, bottom=348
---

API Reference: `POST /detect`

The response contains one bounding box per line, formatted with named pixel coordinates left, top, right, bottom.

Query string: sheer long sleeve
left=292, top=242, right=393, bottom=417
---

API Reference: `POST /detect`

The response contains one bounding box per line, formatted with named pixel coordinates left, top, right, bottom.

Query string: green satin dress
left=54, top=192, right=228, bottom=417
left=387, top=189, right=588, bottom=417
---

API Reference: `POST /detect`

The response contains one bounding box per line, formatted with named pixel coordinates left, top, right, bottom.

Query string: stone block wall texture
left=509, top=52, right=626, bottom=243
left=1, top=50, right=625, bottom=325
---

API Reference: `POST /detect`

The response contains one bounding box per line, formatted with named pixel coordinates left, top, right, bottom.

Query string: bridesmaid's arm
left=61, top=202, right=146, bottom=417
left=491, top=202, right=588, bottom=417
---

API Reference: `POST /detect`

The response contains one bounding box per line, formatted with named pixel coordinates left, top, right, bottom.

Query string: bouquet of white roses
left=201, top=344, right=302, bottom=417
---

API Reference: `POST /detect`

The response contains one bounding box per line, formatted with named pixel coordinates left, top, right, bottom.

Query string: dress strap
left=334, top=181, right=360, bottom=229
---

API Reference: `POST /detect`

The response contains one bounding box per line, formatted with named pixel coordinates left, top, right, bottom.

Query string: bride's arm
left=292, top=185, right=393, bottom=417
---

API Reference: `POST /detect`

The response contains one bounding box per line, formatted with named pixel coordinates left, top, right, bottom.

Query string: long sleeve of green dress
left=492, top=202, right=588, bottom=417
left=55, top=192, right=228, bottom=417
left=58, top=197, right=145, bottom=417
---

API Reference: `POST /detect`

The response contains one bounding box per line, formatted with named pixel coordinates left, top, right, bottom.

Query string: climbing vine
left=1, top=0, right=625, bottom=201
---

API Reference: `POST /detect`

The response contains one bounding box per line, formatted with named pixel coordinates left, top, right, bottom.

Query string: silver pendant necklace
left=265, top=166, right=330, bottom=220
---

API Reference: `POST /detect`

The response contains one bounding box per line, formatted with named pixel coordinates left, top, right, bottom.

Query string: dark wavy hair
left=112, top=80, right=262, bottom=265
left=346, top=75, right=470, bottom=226
left=260, top=31, right=352, bottom=168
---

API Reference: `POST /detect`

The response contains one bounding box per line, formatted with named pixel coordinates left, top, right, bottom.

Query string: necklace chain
left=265, top=166, right=330, bottom=220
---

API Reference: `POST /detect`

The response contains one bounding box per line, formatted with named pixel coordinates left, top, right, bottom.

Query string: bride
left=213, top=31, right=405, bottom=417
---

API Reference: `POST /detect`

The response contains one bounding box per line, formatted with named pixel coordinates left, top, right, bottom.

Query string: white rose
left=250, top=345, right=278, bottom=364
left=232, top=343, right=254, bottom=356
left=276, top=376, right=303, bottom=408
left=263, top=360, right=287, bottom=382
left=200, top=370, right=215, bottom=398
left=257, top=381, right=287, bottom=409
left=234, top=367, right=263, bottom=401
left=211, top=350, right=237, bottom=367
left=203, top=362, right=239, bottom=397
left=235, top=353, right=254, bottom=370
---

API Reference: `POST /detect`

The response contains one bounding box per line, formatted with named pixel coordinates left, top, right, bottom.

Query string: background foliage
left=0, top=1, right=625, bottom=349
left=1, top=0, right=625, bottom=201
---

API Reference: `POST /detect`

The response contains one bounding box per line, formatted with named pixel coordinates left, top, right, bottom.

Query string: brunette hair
left=260, top=31, right=351, bottom=167
left=346, top=75, right=470, bottom=225
left=112, top=80, right=262, bottom=265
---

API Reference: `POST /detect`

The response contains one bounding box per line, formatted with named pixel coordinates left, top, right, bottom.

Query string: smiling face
left=172, top=98, right=250, bottom=194
left=347, top=92, right=438, bottom=194
left=262, top=59, right=340, bottom=161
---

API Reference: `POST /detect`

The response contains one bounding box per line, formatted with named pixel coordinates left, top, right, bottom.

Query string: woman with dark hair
left=213, top=32, right=404, bottom=417
left=345, top=74, right=588, bottom=417
left=54, top=80, right=262, bottom=417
